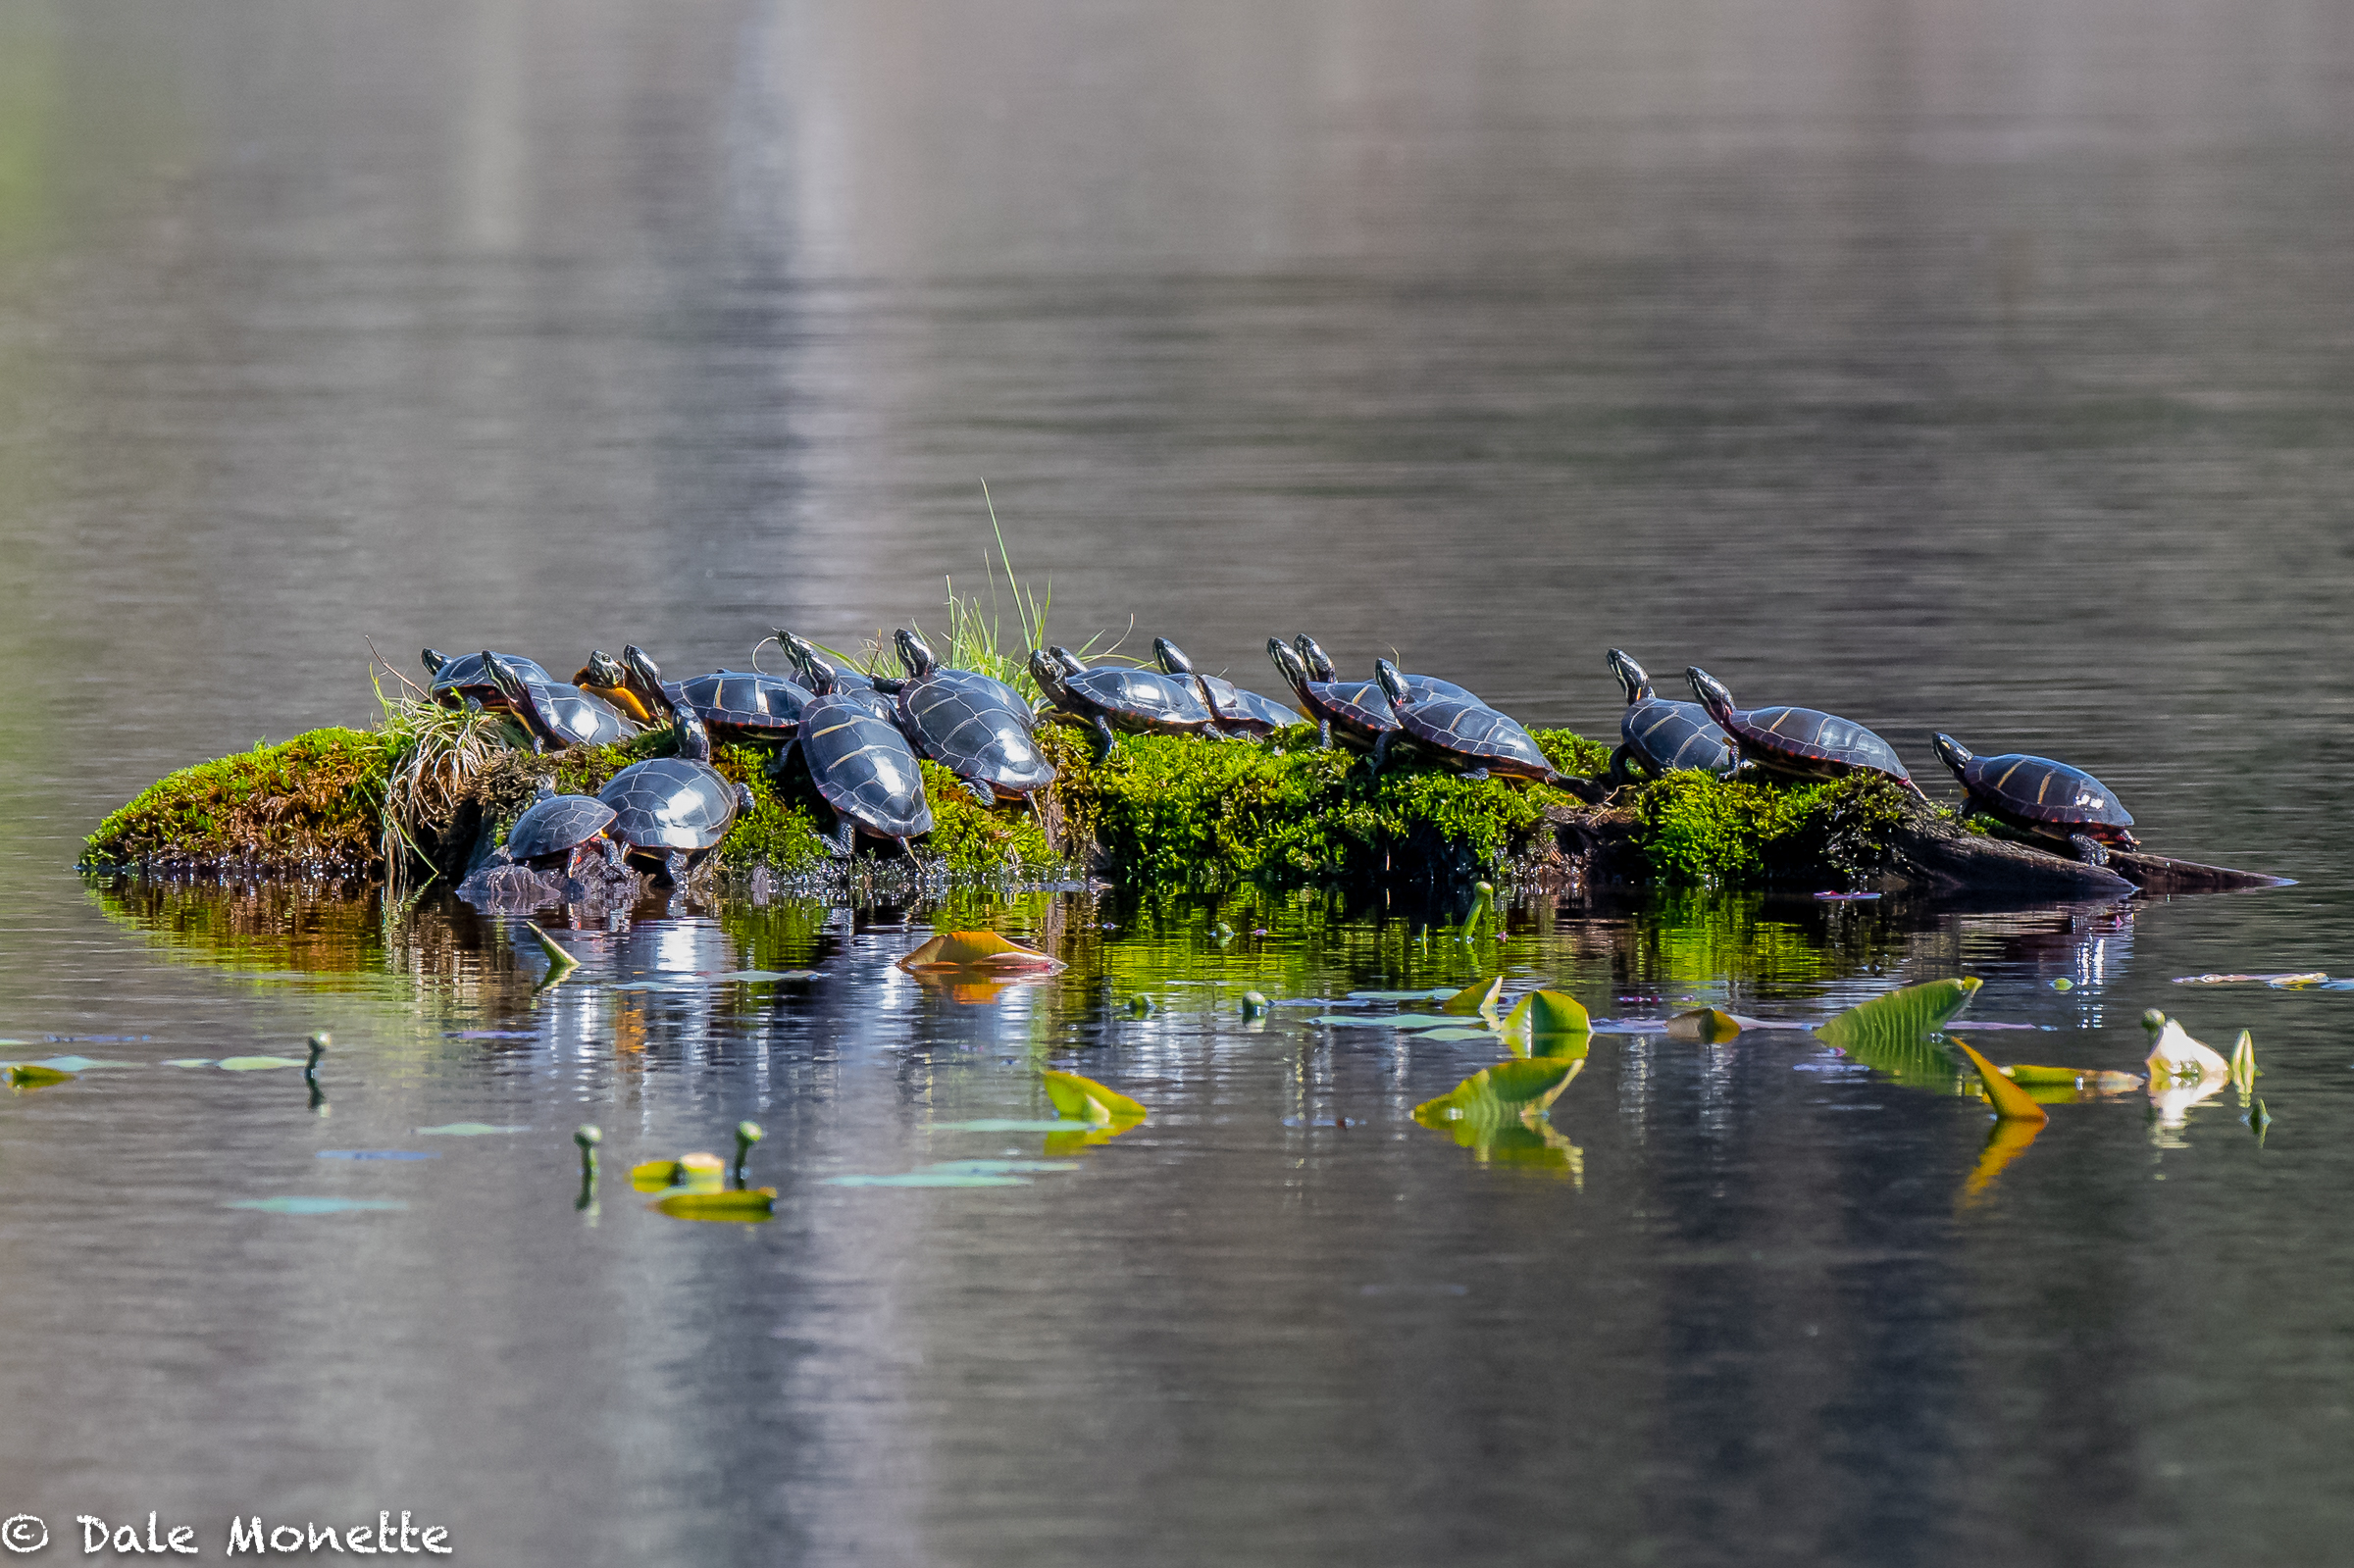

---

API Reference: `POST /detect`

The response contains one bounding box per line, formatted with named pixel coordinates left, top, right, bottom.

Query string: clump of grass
left=83, top=729, right=391, bottom=874
left=377, top=677, right=527, bottom=884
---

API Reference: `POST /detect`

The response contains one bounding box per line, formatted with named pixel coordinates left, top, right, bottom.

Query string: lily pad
left=7, top=1064, right=76, bottom=1087
left=162, top=1058, right=214, bottom=1068
left=1814, top=977, right=1981, bottom=1088
left=1413, top=1057, right=1583, bottom=1129
left=217, top=1055, right=308, bottom=1072
left=316, top=1150, right=436, bottom=1161
left=1664, top=1008, right=1743, bottom=1043
left=1441, top=978, right=1504, bottom=1021
left=416, top=1123, right=532, bottom=1137
left=654, top=1188, right=777, bottom=1221
left=899, top=931, right=1063, bottom=975
left=1417, top=1027, right=1503, bottom=1042
left=633, top=1153, right=725, bottom=1192
left=1310, top=1013, right=1461, bottom=1030
left=1953, top=1039, right=2047, bottom=1124
left=1349, top=989, right=1458, bottom=1001
left=224, top=1197, right=407, bottom=1215
left=1043, top=1069, right=1148, bottom=1124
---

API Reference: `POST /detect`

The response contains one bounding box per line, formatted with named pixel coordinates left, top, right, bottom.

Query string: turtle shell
left=1397, top=697, right=1554, bottom=779
left=506, top=792, right=617, bottom=860
left=1200, top=675, right=1303, bottom=735
left=1062, top=667, right=1217, bottom=734
left=897, top=670, right=1055, bottom=797
left=1302, top=678, right=1399, bottom=746
left=1956, top=753, right=2133, bottom=831
left=675, top=670, right=812, bottom=742
left=1402, top=673, right=1482, bottom=706
left=800, top=694, right=933, bottom=837
left=598, top=758, right=740, bottom=851
left=1623, top=698, right=1736, bottom=776
left=526, top=683, right=639, bottom=749
left=431, top=650, right=555, bottom=705
left=1725, top=705, right=1911, bottom=784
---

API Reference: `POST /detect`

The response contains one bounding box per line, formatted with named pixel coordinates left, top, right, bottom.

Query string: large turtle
left=424, top=648, right=556, bottom=709
left=893, top=629, right=1055, bottom=808
left=1296, top=634, right=1480, bottom=707
left=783, top=645, right=933, bottom=853
left=505, top=778, right=621, bottom=877
left=1607, top=649, right=1736, bottom=783
left=595, top=684, right=752, bottom=885
left=619, top=645, right=811, bottom=746
left=1153, top=638, right=1302, bottom=736
left=1029, top=645, right=1219, bottom=758
left=1266, top=639, right=1398, bottom=753
left=483, top=653, right=640, bottom=752
left=1931, top=733, right=2138, bottom=866
left=1371, top=659, right=1598, bottom=797
left=1686, top=667, right=1925, bottom=798
left=773, top=630, right=902, bottom=722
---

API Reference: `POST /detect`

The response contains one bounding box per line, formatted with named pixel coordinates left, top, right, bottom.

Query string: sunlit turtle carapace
left=1931, top=733, right=2138, bottom=866
left=1686, top=667, right=1924, bottom=799
left=1606, top=649, right=1735, bottom=783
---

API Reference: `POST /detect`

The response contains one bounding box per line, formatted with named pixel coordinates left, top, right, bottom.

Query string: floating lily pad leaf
left=1042, top=1070, right=1148, bottom=1125
left=217, top=1055, right=308, bottom=1072
left=2002, top=1064, right=2142, bottom=1090
left=1417, top=1027, right=1503, bottom=1042
left=1349, top=989, right=1459, bottom=1001
left=633, top=1153, right=725, bottom=1193
left=225, top=1197, right=407, bottom=1215
left=1814, top=978, right=1981, bottom=1088
left=162, top=1058, right=214, bottom=1068
left=1310, top=1013, right=1460, bottom=1030
left=1665, top=1008, right=1743, bottom=1043
left=416, top=1123, right=532, bottom=1137
left=1413, top=1057, right=1583, bottom=1130
left=30, top=1055, right=128, bottom=1073
left=1503, top=990, right=1591, bottom=1037
left=8, top=1064, right=75, bottom=1087
left=899, top=930, right=1064, bottom=975
left=654, top=1188, right=776, bottom=1221
left=1442, top=977, right=1504, bottom=1021
left=316, top=1150, right=437, bottom=1161
left=824, top=1173, right=1031, bottom=1188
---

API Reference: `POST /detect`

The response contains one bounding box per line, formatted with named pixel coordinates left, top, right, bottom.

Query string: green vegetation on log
left=81, top=715, right=1933, bottom=890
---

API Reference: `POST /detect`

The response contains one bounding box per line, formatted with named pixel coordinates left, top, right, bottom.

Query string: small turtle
left=505, top=778, right=622, bottom=877
left=784, top=644, right=933, bottom=853
left=619, top=645, right=811, bottom=746
left=1931, top=733, right=2138, bottom=866
left=894, top=629, right=1055, bottom=808
left=1296, top=634, right=1480, bottom=707
left=424, top=648, right=556, bottom=708
left=1266, top=639, right=1398, bottom=753
left=484, top=653, right=640, bottom=752
left=573, top=650, right=659, bottom=725
left=1686, top=667, right=1925, bottom=798
left=1029, top=645, right=1219, bottom=758
left=1153, top=638, right=1302, bottom=736
left=773, top=630, right=902, bottom=722
left=1370, top=659, right=1597, bottom=797
left=595, top=684, right=752, bottom=885
left=1607, top=649, right=1736, bottom=782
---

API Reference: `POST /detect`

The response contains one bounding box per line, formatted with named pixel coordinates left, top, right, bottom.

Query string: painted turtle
left=1607, top=649, right=1736, bottom=783
left=1029, top=645, right=1219, bottom=758
left=1931, top=733, right=2138, bottom=865
left=424, top=648, right=556, bottom=708
left=1266, top=638, right=1398, bottom=753
left=619, top=645, right=811, bottom=746
left=595, top=685, right=752, bottom=884
left=573, top=651, right=658, bottom=725
left=1371, top=659, right=1597, bottom=797
left=505, top=778, right=622, bottom=877
left=483, top=653, right=640, bottom=752
left=784, top=644, right=934, bottom=853
left=773, top=630, right=902, bottom=722
left=1296, top=634, right=1480, bottom=707
left=1686, top=667, right=1925, bottom=798
left=894, top=629, right=1055, bottom=808
left=1153, top=638, right=1302, bottom=736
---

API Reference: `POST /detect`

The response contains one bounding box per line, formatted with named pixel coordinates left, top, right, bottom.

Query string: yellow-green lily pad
left=1814, top=977, right=1981, bottom=1087
left=217, top=1055, right=308, bottom=1072
left=1043, top=1070, right=1147, bottom=1124
left=654, top=1188, right=776, bottom=1221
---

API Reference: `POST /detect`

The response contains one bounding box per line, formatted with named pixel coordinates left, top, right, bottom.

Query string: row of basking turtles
left=420, top=629, right=2140, bottom=880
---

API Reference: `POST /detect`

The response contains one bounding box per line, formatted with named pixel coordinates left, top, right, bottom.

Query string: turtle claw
left=961, top=778, right=997, bottom=808
left=2069, top=834, right=2111, bottom=868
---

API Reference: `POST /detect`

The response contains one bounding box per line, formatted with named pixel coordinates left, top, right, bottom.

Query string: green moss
left=83, top=729, right=391, bottom=872
left=919, top=762, right=1056, bottom=877
left=1617, top=770, right=1920, bottom=886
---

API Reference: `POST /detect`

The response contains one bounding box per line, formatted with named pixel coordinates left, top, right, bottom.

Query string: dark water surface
left=3, top=2, right=2353, bottom=1563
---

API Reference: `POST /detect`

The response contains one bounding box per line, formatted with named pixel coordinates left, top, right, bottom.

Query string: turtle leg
left=1608, top=745, right=1640, bottom=784
left=649, top=849, right=684, bottom=887
left=1317, top=719, right=1332, bottom=751
left=2068, top=833, right=2111, bottom=868
left=960, top=776, right=996, bottom=808
left=1370, top=733, right=1391, bottom=774
left=1090, top=717, right=1118, bottom=760
left=1460, top=767, right=1491, bottom=782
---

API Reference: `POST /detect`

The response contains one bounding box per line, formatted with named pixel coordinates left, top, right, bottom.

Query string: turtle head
left=1152, top=637, right=1193, bottom=676
left=1296, top=634, right=1338, bottom=683
left=533, top=776, right=557, bottom=800
left=1267, top=638, right=1312, bottom=700
left=1373, top=658, right=1410, bottom=707
left=1027, top=649, right=1070, bottom=704
left=895, top=628, right=938, bottom=678
left=1607, top=649, right=1652, bottom=704
left=586, top=649, right=630, bottom=691
left=421, top=648, right=448, bottom=678
left=1929, top=733, right=1974, bottom=781
left=774, top=631, right=828, bottom=687
left=483, top=653, right=544, bottom=742
left=1047, top=645, right=1087, bottom=676
left=795, top=642, right=840, bottom=695
left=1685, top=667, right=1735, bottom=726
left=620, top=645, right=667, bottom=706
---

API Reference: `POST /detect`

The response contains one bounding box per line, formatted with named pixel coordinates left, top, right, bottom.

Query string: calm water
left=3, top=1, right=2353, bottom=1563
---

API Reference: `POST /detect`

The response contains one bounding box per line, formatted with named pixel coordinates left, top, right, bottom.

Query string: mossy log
left=80, top=719, right=2284, bottom=900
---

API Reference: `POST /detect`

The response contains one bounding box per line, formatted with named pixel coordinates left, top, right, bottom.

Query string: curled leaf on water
left=2141, top=1011, right=2230, bottom=1082
left=1814, top=977, right=1982, bottom=1088
left=1502, top=990, right=1592, bottom=1055
left=7, top=1064, right=76, bottom=1087
left=1441, top=978, right=1503, bottom=1022
left=1413, top=1057, right=1582, bottom=1130
left=633, top=1152, right=725, bottom=1193
left=2229, top=1031, right=2259, bottom=1092
left=899, top=930, right=1064, bottom=975
left=1042, top=1070, right=1147, bottom=1126
left=654, top=1188, right=776, bottom=1221
left=2001, top=1064, right=2144, bottom=1097
left=525, top=923, right=578, bottom=992
left=1664, top=1008, right=1742, bottom=1043
left=1953, top=1040, right=2047, bottom=1125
